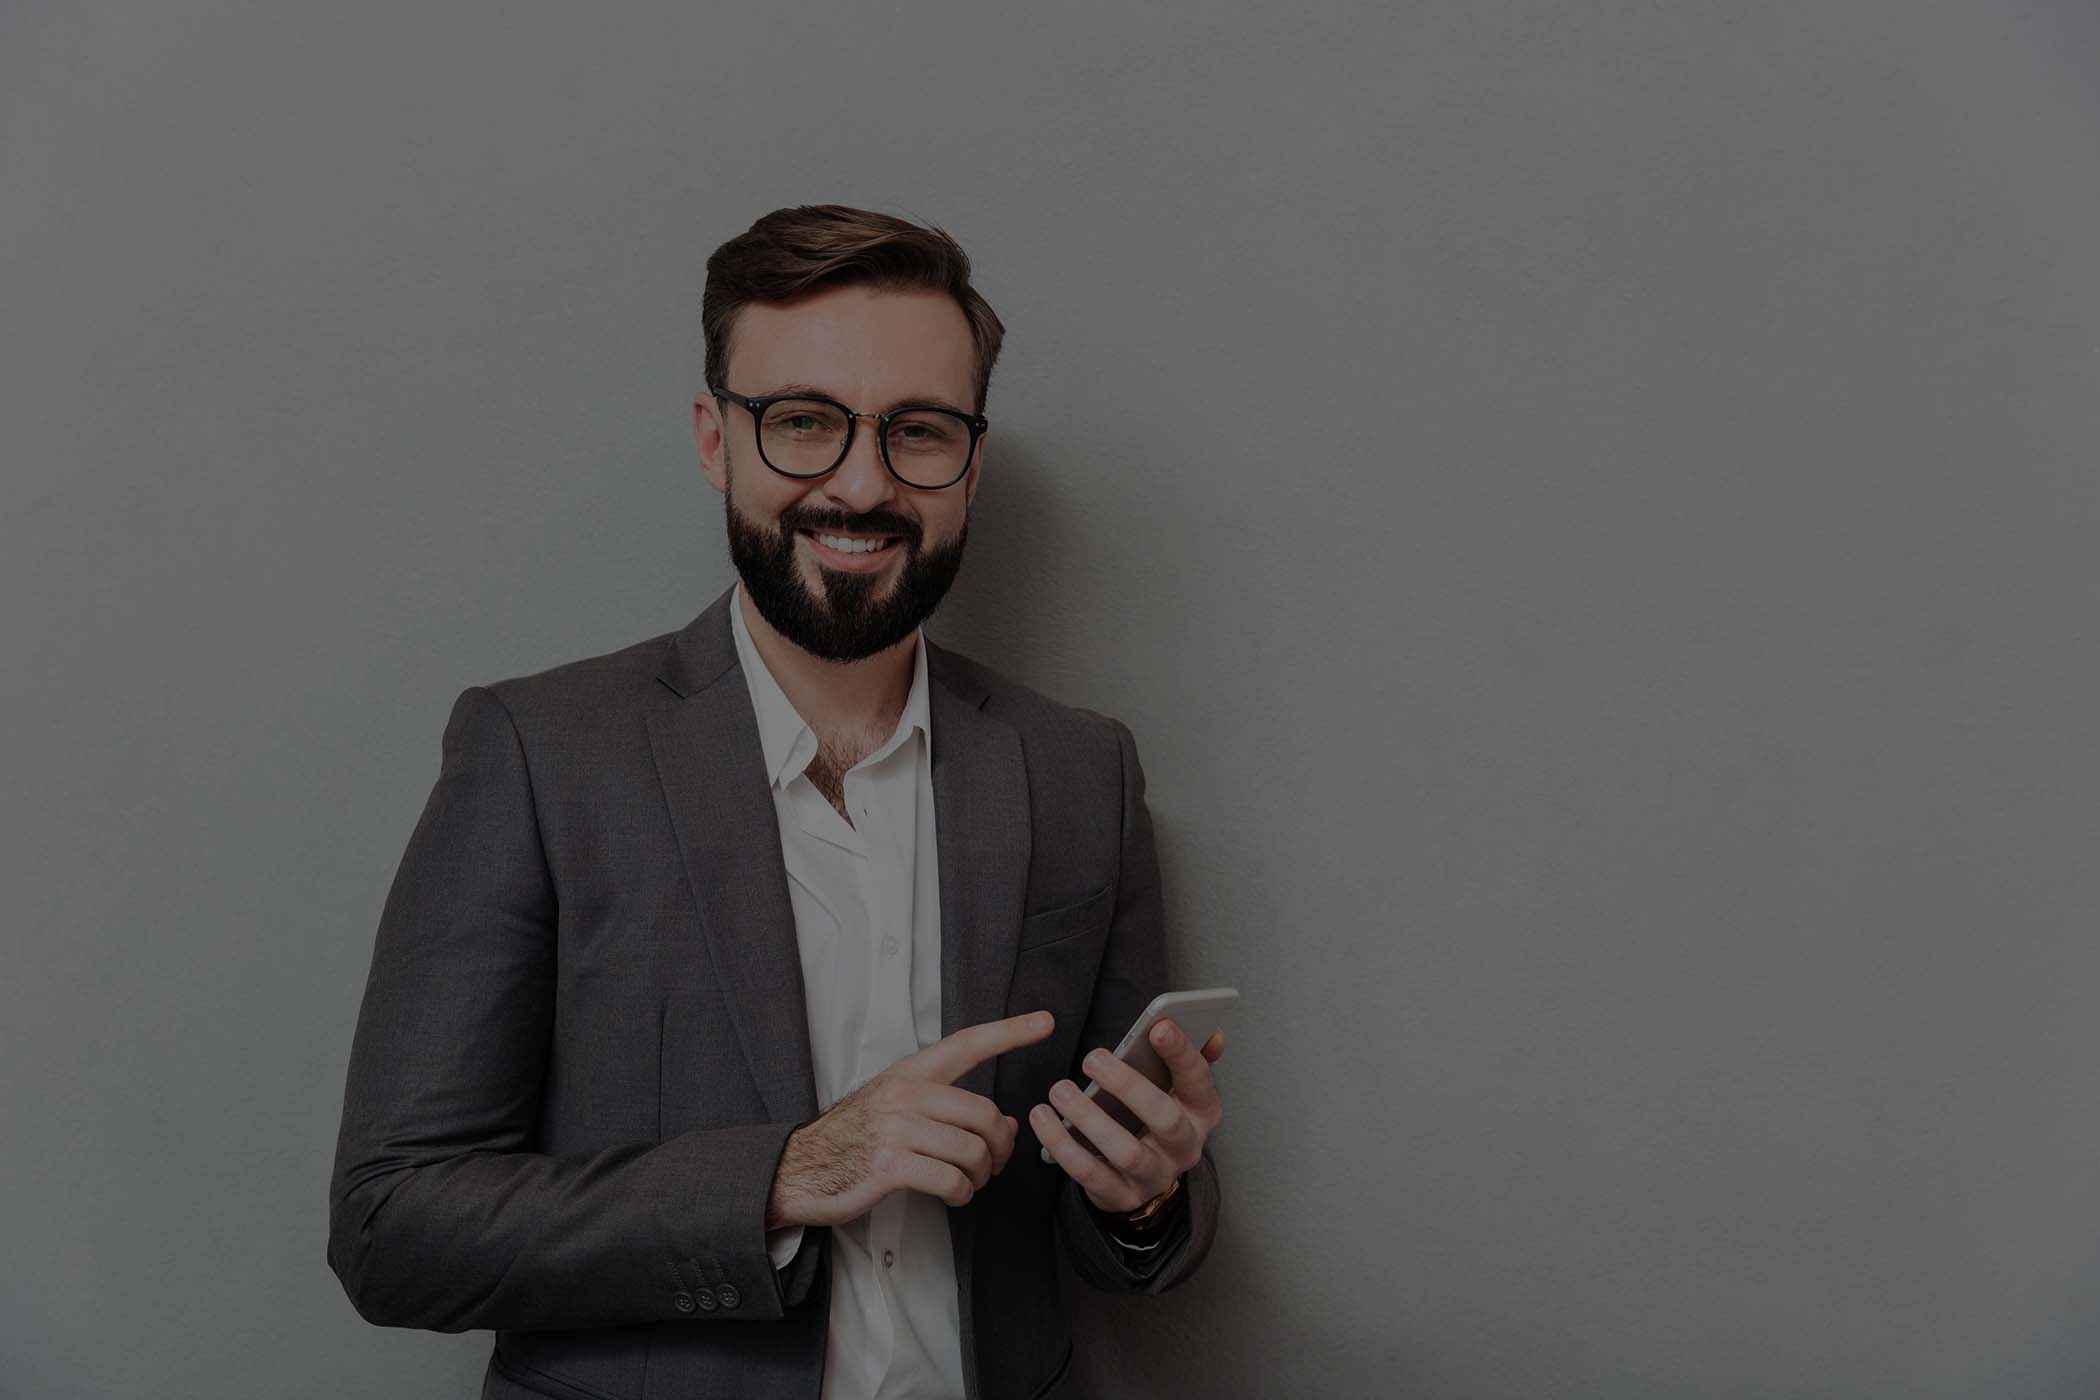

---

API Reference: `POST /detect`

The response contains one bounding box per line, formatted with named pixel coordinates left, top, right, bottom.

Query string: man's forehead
left=730, top=286, right=975, bottom=405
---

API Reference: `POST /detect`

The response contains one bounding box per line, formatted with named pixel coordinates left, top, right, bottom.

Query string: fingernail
left=1153, top=1023, right=1176, bottom=1046
left=1084, top=1051, right=1107, bottom=1074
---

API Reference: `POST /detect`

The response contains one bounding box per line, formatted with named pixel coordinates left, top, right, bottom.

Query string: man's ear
left=694, top=397, right=728, bottom=495
left=961, top=434, right=985, bottom=512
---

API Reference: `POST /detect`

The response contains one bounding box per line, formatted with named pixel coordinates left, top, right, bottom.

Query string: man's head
left=693, top=205, right=1005, bottom=663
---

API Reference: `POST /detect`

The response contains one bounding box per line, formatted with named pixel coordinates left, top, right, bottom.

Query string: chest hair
left=800, top=726, right=891, bottom=829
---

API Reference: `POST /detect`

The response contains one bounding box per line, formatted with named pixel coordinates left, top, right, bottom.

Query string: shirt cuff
left=766, top=1223, right=805, bottom=1271
left=1099, top=1191, right=1185, bottom=1252
left=1106, top=1227, right=1166, bottom=1252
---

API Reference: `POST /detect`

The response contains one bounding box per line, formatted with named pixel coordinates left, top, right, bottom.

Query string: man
left=328, top=204, right=1226, bottom=1400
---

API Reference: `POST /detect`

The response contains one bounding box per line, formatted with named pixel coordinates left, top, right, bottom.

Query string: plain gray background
left=5, top=1, right=2098, bottom=1396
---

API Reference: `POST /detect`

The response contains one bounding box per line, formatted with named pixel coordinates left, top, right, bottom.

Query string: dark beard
left=722, top=452, right=970, bottom=663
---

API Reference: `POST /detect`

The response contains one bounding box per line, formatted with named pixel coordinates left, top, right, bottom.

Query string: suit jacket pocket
left=490, top=1349, right=629, bottom=1400
left=1017, top=883, right=1112, bottom=951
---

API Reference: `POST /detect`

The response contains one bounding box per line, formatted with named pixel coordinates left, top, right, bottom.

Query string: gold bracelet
left=1118, top=1174, right=1184, bottom=1230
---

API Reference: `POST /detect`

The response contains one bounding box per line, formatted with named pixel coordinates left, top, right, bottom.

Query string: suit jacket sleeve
left=1051, top=713, right=1223, bottom=1295
left=327, top=685, right=825, bottom=1332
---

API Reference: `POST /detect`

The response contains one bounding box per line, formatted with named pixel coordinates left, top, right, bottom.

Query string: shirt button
left=882, top=1249, right=896, bottom=1268
left=881, top=934, right=900, bottom=956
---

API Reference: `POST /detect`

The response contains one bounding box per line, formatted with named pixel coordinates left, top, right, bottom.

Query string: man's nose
left=821, top=418, right=897, bottom=512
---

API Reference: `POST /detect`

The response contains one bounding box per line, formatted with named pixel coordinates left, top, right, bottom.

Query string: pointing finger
left=902, top=1010, right=1056, bottom=1085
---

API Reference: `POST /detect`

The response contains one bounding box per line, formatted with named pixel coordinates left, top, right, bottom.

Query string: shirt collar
left=729, top=578, right=931, bottom=791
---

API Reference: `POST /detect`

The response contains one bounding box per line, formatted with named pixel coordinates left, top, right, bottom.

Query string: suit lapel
left=647, top=584, right=818, bottom=1127
left=927, top=643, right=1031, bottom=1103
left=646, top=584, right=1033, bottom=1128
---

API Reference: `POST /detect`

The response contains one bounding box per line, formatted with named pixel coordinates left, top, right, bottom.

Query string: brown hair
left=702, top=204, right=1006, bottom=413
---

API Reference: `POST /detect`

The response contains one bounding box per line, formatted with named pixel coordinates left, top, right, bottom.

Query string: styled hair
left=702, top=204, right=1006, bottom=414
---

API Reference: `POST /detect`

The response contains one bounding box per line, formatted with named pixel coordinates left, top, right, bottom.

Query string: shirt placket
left=846, top=752, right=921, bottom=1338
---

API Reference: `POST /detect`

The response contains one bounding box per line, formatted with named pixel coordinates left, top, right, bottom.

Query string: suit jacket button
left=672, top=1292, right=695, bottom=1313
left=718, top=1283, right=741, bottom=1309
left=694, top=1285, right=719, bottom=1312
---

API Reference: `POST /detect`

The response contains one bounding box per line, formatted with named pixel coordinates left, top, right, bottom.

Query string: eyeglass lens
left=758, top=398, right=972, bottom=487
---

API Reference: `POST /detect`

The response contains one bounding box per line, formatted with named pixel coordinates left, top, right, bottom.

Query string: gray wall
left=5, top=1, right=2098, bottom=1396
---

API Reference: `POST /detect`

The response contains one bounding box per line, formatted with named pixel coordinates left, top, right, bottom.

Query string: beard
left=722, top=446, right=970, bottom=663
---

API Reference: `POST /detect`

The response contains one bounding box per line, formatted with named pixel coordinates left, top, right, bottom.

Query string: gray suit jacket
left=327, top=583, right=1222, bottom=1400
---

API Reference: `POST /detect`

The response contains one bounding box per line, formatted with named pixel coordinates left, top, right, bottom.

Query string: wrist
left=767, top=1123, right=813, bottom=1231
left=1099, top=1173, right=1184, bottom=1237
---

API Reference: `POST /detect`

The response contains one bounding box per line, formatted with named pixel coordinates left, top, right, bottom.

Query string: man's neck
left=736, top=581, right=916, bottom=740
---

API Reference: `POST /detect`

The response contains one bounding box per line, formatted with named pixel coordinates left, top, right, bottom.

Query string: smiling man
left=328, top=205, right=1225, bottom=1400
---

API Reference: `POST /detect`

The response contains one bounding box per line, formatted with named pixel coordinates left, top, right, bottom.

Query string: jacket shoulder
left=465, top=624, right=682, bottom=723
left=931, top=642, right=1128, bottom=748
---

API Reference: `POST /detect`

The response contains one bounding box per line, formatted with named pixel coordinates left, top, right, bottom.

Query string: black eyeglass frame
left=708, top=384, right=989, bottom=490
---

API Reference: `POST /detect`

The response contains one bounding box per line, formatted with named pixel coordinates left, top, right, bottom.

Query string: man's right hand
left=765, top=1011, right=1057, bottom=1230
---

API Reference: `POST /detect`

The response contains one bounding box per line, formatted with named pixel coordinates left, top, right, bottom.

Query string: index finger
left=901, top=1010, right=1056, bottom=1085
left=1150, top=1018, right=1220, bottom=1107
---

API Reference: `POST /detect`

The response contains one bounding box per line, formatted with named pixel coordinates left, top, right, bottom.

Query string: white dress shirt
left=729, top=580, right=967, bottom=1400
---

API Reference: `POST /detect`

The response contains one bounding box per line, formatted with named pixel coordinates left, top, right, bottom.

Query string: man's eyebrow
left=761, top=383, right=976, bottom=416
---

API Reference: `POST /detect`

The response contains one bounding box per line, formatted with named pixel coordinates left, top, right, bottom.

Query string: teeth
left=813, top=532, right=891, bottom=555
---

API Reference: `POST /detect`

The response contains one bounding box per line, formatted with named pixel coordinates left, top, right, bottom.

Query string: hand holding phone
left=1039, top=988, right=1238, bottom=1164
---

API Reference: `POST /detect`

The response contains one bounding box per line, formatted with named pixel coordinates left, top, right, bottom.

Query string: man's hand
left=1030, top=1019, right=1226, bottom=1215
left=766, top=1011, right=1056, bottom=1230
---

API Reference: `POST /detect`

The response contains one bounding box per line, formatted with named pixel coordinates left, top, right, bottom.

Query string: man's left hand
left=1030, top=1018, right=1226, bottom=1214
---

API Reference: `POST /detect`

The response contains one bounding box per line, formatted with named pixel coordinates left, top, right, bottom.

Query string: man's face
left=694, top=284, right=984, bottom=663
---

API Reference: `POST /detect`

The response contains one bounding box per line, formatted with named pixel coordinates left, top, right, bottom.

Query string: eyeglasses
left=709, top=384, right=987, bottom=490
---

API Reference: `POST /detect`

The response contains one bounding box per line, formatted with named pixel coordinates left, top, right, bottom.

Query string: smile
left=800, top=530, right=902, bottom=570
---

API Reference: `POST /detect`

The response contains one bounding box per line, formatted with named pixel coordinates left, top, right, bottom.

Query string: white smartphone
left=1038, top=987, right=1239, bottom=1165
